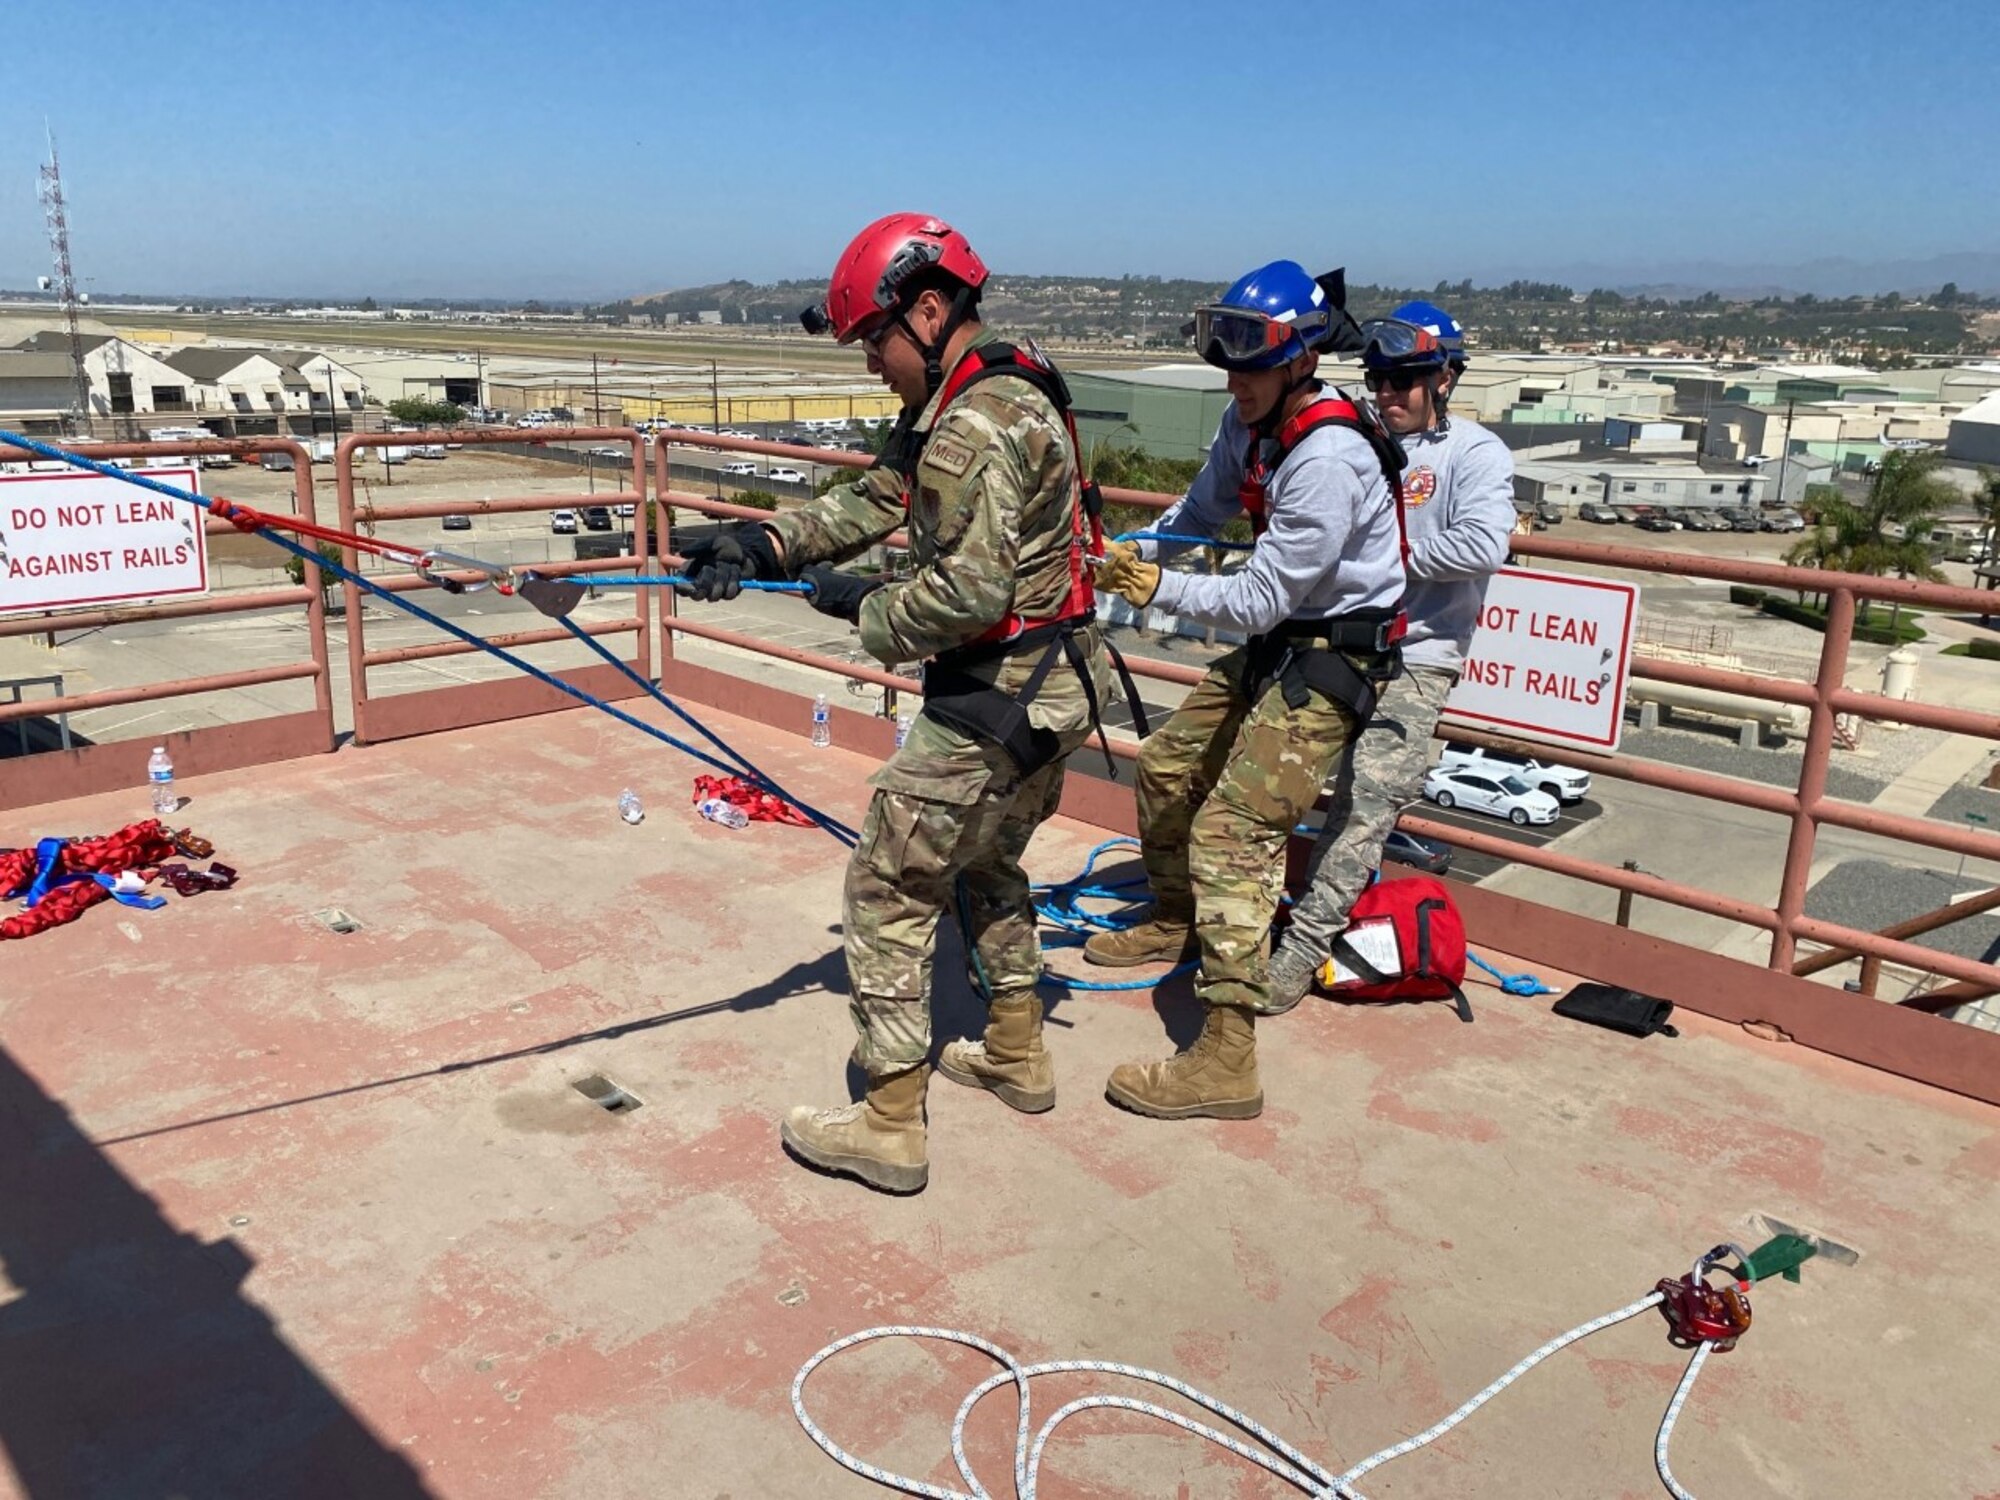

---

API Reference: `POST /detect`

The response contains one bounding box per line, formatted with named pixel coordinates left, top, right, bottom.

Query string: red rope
left=205, top=493, right=416, bottom=563
left=1, top=820, right=180, bottom=941
left=691, top=774, right=815, bottom=827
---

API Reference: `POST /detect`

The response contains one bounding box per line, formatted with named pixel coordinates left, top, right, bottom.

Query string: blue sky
left=5, top=0, right=1998, bottom=300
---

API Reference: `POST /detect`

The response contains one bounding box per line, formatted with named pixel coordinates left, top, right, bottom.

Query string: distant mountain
left=1530, top=252, right=2000, bottom=300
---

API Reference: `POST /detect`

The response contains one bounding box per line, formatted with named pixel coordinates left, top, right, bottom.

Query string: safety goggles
left=1192, top=305, right=1301, bottom=369
left=1357, top=318, right=1445, bottom=366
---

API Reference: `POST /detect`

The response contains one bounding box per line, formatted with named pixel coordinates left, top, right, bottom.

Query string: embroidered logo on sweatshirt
left=1403, top=465, right=1437, bottom=506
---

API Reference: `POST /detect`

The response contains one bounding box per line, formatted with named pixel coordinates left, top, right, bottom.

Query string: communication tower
left=36, top=127, right=93, bottom=433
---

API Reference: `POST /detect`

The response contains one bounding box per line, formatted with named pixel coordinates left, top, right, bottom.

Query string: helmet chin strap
left=905, top=284, right=980, bottom=403
left=1426, top=371, right=1452, bottom=434
left=1252, top=357, right=1320, bottom=437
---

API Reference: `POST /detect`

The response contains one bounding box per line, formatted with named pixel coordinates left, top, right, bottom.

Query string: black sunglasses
left=1364, top=368, right=1427, bottom=393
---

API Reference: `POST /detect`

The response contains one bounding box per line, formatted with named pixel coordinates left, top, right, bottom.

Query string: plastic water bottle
left=811, top=693, right=832, bottom=749
left=698, top=797, right=750, bottom=830
left=895, top=707, right=915, bottom=749
left=147, top=746, right=176, bottom=818
left=617, top=787, right=644, bottom=825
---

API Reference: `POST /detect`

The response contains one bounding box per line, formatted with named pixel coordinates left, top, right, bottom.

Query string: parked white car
left=1437, top=741, right=1591, bottom=803
left=550, top=509, right=579, bottom=534
left=720, top=460, right=761, bottom=477
left=1422, top=767, right=1560, bottom=827
left=767, top=466, right=808, bottom=484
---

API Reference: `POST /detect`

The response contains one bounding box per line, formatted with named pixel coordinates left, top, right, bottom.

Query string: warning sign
left=0, top=467, right=208, bottom=617
left=1441, top=565, right=1638, bottom=751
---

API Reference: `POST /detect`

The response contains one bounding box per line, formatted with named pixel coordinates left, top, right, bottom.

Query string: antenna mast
left=37, top=127, right=92, bottom=434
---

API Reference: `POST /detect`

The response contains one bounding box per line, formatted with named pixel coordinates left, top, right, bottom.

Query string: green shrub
left=1729, top=585, right=1768, bottom=607
left=1757, top=594, right=1925, bottom=644
left=1960, top=638, right=2000, bottom=661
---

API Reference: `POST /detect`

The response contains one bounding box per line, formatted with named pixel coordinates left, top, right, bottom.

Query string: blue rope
left=1030, top=837, right=1195, bottom=992
left=1113, top=530, right=1256, bottom=551
left=576, top=575, right=811, bottom=593
left=1467, top=950, right=1559, bottom=997
left=0, top=430, right=854, bottom=846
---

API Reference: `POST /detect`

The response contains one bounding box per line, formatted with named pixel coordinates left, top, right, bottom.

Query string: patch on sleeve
left=923, top=436, right=978, bottom=478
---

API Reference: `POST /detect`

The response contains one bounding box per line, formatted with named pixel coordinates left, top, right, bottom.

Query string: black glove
left=801, top=564, right=884, bottom=624
left=677, top=521, right=781, bottom=601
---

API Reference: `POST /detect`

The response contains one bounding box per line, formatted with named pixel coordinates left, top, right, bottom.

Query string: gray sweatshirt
left=1140, top=394, right=1404, bottom=636
left=1393, top=416, right=1517, bottom=670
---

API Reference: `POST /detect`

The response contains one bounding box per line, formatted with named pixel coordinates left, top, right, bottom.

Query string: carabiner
left=415, top=549, right=514, bottom=596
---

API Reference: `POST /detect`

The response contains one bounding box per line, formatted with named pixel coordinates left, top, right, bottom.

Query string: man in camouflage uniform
left=1262, top=302, right=1515, bottom=1013
left=679, top=214, right=1110, bottom=1194
left=1086, top=260, right=1404, bottom=1120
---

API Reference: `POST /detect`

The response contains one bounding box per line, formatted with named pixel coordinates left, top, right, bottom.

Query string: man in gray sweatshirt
left=1086, top=260, right=1405, bottom=1119
left=1264, top=300, right=1517, bottom=1013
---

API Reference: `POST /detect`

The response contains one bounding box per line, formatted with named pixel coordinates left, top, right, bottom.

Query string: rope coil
left=792, top=1288, right=1723, bottom=1500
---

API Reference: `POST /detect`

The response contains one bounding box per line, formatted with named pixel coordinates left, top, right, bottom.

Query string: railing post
left=334, top=436, right=370, bottom=744
left=285, top=443, right=336, bottom=750
left=1770, top=586, right=1855, bottom=972
left=1616, top=859, right=1639, bottom=927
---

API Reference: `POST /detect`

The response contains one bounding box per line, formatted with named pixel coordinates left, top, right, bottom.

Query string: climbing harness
left=793, top=1237, right=1820, bottom=1500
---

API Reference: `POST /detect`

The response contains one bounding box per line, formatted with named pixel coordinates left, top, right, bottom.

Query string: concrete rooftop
left=3, top=703, right=1999, bottom=1499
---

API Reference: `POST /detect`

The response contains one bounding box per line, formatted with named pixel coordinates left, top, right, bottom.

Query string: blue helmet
left=1193, top=260, right=1336, bottom=372
left=1361, top=299, right=1466, bottom=371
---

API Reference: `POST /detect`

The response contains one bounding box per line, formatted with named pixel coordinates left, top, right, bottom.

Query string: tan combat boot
left=780, top=1065, right=929, bottom=1194
left=1082, top=910, right=1199, bottom=968
left=937, top=990, right=1055, bottom=1113
left=1104, top=1005, right=1263, bottom=1120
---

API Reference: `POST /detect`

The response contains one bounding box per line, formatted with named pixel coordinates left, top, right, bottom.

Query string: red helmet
left=816, top=212, right=988, bottom=343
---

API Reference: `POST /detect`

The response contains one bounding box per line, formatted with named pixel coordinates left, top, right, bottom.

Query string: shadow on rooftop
left=96, top=948, right=848, bottom=1149
left=0, top=1044, right=438, bottom=1500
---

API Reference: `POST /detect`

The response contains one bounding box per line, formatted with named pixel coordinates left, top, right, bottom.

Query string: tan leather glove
left=1092, top=540, right=1161, bottom=608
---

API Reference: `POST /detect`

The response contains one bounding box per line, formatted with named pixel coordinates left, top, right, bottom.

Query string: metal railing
left=331, top=428, right=654, bottom=746
left=9, top=425, right=2000, bottom=1098
left=0, top=437, right=335, bottom=810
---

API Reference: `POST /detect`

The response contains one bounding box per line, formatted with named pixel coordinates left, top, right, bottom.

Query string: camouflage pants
left=1134, top=647, right=1359, bottom=1013
left=1282, top=663, right=1459, bottom=960
left=843, top=710, right=1085, bottom=1075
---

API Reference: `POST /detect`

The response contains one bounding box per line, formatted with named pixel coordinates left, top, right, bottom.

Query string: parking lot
left=1404, top=789, right=1606, bottom=881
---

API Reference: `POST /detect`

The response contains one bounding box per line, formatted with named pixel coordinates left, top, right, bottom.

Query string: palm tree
left=1786, top=455, right=1952, bottom=629
left=1783, top=505, right=1848, bottom=611
left=1860, top=452, right=1954, bottom=631
left=1975, top=472, right=2000, bottom=567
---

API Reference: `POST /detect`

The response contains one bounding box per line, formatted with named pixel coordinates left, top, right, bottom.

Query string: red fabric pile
left=0, top=819, right=180, bottom=940
left=690, top=774, right=814, bottom=827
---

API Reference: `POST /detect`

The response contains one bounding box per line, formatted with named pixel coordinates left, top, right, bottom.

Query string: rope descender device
left=1655, top=1243, right=1755, bottom=1352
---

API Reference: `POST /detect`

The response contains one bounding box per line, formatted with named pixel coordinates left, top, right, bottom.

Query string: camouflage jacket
left=766, top=331, right=1087, bottom=667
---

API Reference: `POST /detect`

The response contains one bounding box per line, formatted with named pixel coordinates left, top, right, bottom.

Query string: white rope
left=790, top=1290, right=1719, bottom=1500
left=1654, top=1340, right=1714, bottom=1500
left=1327, top=1290, right=1666, bottom=1496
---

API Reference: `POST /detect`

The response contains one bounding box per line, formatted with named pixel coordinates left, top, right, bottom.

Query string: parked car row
left=1575, top=501, right=1804, bottom=533
left=719, top=460, right=811, bottom=484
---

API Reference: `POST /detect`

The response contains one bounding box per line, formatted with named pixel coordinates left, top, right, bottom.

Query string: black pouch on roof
left=1552, top=982, right=1678, bottom=1038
